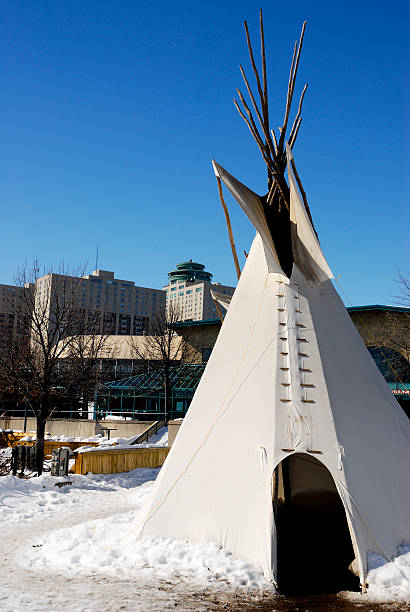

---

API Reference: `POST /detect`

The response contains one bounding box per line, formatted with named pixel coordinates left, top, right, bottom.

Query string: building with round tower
left=163, top=260, right=235, bottom=322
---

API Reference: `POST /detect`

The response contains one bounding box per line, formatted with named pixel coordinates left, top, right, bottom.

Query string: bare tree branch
left=393, top=272, right=410, bottom=307
left=128, top=303, right=196, bottom=423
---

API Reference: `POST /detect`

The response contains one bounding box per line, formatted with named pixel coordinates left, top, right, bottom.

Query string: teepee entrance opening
left=273, top=453, right=360, bottom=595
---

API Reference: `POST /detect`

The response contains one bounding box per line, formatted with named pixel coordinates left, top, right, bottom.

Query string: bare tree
left=382, top=272, right=410, bottom=378
left=0, top=261, right=108, bottom=475
left=61, top=332, right=114, bottom=418
left=393, top=271, right=410, bottom=308
left=385, top=313, right=410, bottom=370
left=128, top=302, right=195, bottom=423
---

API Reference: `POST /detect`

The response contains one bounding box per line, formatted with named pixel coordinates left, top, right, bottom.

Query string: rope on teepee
left=105, top=272, right=274, bottom=549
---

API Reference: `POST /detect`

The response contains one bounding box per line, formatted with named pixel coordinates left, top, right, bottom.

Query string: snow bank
left=26, top=510, right=410, bottom=599
left=362, top=547, right=410, bottom=602
left=0, top=468, right=158, bottom=524
left=3, top=466, right=268, bottom=591
left=27, top=503, right=269, bottom=590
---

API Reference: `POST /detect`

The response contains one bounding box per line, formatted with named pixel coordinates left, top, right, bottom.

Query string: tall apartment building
left=163, top=261, right=235, bottom=322
left=0, top=283, right=28, bottom=341
left=34, top=269, right=166, bottom=336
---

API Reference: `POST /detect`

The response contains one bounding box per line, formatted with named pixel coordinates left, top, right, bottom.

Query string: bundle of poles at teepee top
left=216, top=11, right=317, bottom=282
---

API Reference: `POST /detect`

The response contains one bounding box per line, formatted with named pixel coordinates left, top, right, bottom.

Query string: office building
left=34, top=269, right=166, bottom=336
left=0, top=283, right=28, bottom=341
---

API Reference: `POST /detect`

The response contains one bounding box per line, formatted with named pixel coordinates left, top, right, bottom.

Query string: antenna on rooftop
left=95, top=244, right=99, bottom=271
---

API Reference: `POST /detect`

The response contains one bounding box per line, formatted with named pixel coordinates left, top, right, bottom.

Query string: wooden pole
left=213, top=297, right=224, bottom=323
left=216, top=176, right=241, bottom=281
left=290, top=157, right=317, bottom=238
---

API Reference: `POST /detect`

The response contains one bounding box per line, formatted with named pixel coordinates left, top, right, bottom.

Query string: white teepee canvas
left=137, top=150, right=410, bottom=590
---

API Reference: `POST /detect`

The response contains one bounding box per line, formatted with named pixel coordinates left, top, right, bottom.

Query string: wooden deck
left=73, top=446, right=170, bottom=475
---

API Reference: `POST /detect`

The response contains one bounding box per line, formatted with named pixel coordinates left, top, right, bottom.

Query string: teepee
left=137, top=14, right=410, bottom=592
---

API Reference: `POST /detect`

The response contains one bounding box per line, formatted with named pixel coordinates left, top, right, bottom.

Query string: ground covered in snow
left=1, top=466, right=409, bottom=611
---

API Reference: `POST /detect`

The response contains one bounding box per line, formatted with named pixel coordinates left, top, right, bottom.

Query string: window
left=186, top=290, right=193, bottom=294
left=195, top=287, right=202, bottom=292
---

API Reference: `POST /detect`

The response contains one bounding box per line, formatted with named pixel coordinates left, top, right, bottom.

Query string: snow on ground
left=0, top=468, right=273, bottom=611
left=346, top=547, right=410, bottom=604
left=1, top=466, right=409, bottom=610
left=9, top=469, right=267, bottom=590
left=0, top=467, right=157, bottom=524
left=367, top=547, right=410, bottom=602
left=27, top=514, right=268, bottom=588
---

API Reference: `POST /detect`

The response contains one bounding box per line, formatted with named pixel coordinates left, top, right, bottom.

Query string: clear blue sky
left=0, top=0, right=408, bottom=305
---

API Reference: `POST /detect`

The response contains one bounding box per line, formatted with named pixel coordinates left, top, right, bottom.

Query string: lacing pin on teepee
left=278, top=288, right=292, bottom=402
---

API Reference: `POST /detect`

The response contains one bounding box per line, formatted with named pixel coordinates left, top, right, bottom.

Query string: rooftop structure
left=167, top=261, right=212, bottom=283
left=164, top=260, right=235, bottom=322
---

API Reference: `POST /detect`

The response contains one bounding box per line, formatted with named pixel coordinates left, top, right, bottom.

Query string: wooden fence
left=74, top=446, right=169, bottom=475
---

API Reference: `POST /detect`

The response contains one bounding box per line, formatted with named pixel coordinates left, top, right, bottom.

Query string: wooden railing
left=1, top=436, right=100, bottom=457
left=0, top=431, right=32, bottom=448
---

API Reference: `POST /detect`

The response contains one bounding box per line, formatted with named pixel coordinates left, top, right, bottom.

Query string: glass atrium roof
left=101, top=363, right=206, bottom=392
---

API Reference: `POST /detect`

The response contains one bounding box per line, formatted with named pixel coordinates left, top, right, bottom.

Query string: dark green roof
left=347, top=304, right=409, bottom=314
left=168, top=260, right=213, bottom=283
left=172, top=319, right=221, bottom=328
